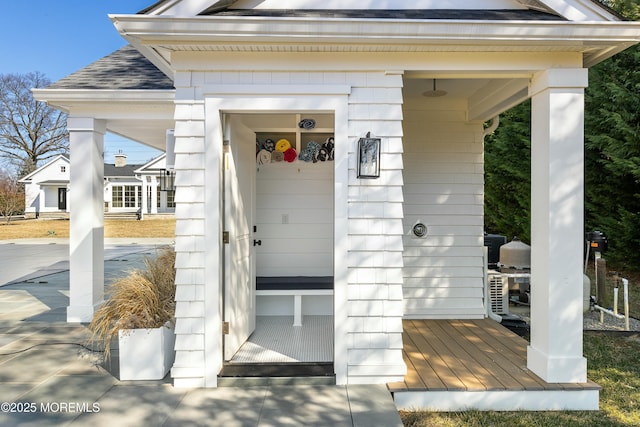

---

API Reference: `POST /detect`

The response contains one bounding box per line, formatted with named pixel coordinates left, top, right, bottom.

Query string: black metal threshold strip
left=220, top=362, right=334, bottom=378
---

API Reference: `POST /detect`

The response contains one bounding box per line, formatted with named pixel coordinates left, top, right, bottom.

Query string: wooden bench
left=256, top=276, right=334, bottom=326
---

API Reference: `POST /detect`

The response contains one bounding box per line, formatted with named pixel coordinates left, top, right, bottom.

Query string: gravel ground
left=510, top=304, right=640, bottom=331
left=583, top=308, right=640, bottom=331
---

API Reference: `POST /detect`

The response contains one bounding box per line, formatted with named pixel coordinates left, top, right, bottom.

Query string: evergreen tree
left=484, top=102, right=531, bottom=243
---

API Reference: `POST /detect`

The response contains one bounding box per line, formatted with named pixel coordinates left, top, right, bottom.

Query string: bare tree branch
left=0, top=72, right=68, bottom=176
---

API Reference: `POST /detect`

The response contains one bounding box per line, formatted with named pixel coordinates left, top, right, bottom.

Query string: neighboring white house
left=21, top=152, right=175, bottom=218
left=32, top=0, right=640, bottom=411
left=20, top=155, right=70, bottom=219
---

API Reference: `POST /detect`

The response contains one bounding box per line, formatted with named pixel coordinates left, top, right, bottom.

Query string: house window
left=124, top=186, right=137, bottom=208
left=167, top=190, right=176, bottom=208
left=60, top=166, right=66, bottom=173
left=112, top=185, right=139, bottom=208
left=112, top=186, right=123, bottom=208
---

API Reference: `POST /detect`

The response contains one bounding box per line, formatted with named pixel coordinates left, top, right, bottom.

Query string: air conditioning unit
left=488, top=273, right=509, bottom=315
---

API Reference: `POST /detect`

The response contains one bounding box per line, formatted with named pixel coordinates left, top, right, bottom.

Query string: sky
left=0, top=0, right=162, bottom=165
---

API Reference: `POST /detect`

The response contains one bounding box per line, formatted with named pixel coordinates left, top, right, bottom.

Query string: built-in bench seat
left=256, top=276, right=334, bottom=326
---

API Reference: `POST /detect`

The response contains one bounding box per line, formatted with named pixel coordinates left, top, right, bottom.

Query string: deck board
left=389, top=319, right=600, bottom=393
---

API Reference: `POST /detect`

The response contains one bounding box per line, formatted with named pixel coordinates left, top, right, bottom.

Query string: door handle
left=253, top=240, right=262, bottom=246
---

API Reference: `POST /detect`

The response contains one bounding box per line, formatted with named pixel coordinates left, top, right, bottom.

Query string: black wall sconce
left=357, top=132, right=381, bottom=179
left=159, top=169, right=175, bottom=192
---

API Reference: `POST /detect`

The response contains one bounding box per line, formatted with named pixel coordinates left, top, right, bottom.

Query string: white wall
left=255, top=161, right=334, bottom=277
left=401, top=95, right=486, bottom=319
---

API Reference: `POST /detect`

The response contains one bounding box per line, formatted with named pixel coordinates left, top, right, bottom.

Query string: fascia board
left=32, top=89, right=175, bottom=104
left=135, top=153, right=167, bottom=174
left=110, top=14, right=640, bottom=46
left=31, top=89, right=175, bottom=118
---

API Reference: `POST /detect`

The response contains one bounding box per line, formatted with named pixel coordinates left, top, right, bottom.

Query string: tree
left=0, top=72, right=68, bottom=176
left=0, top=169, right=24, bottom=223
left=585, top=43, right=640, bottom=269
left=484, top=101, right=531, bottom=243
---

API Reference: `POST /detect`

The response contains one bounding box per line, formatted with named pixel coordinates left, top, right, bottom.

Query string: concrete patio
left=0, top=239, right=403, bottom=426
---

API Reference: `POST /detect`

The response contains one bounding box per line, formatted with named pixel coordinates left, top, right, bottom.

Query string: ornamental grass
left=89, top=247, right=176, bottom=360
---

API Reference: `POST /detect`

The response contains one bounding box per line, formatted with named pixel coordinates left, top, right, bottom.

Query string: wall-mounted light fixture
left=357, top=132, right=381, bottom=179
left=159, top=169, right=175, bottom=192
left=159, top=129, right=176, bottom=191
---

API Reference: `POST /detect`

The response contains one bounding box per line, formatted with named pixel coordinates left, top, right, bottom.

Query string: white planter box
left=118, top=323, right=175, bottom=380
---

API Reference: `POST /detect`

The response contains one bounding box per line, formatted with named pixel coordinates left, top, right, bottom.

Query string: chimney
left=114, top=151, right=127, bottom=167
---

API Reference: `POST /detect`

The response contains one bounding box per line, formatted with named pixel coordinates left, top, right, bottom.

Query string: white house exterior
left=32, top=0, right=640, bottom=411
left=20, top=153, right=175, bottom=219
left=135, top=153, right=176, bottom=218
left=20, top=155, right=71, bottom=219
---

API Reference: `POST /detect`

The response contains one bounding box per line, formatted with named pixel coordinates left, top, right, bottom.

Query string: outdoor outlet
left=282, top=214, right=289, bottom=224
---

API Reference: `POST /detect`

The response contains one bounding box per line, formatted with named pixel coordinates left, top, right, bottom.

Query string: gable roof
left=48, top=45, right=174, bottom=90
left=19, top=155, right=70, bottom=182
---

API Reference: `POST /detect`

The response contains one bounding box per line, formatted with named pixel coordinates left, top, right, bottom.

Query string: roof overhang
left=31, top=89, right=175, bottom=151
left=110, top=14, right=640, bottom=68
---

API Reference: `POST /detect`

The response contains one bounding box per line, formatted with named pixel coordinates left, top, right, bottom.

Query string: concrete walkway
left=0, top=239, right=404, bottom=426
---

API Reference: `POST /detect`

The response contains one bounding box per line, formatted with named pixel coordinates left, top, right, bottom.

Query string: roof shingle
left=48, top=45, right=174, bottom=90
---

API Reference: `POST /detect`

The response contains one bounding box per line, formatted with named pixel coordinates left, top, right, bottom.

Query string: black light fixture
left=357, top=132, right=381, bottom=179
left=159, top=129, right=176, bottom=192
left=159, top=169, right=175, bottom=192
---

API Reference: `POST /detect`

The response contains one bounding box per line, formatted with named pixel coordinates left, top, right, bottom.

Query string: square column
left=140, top=176, right=148, bottom=218
left=527, top=69, right=588, bottom=382
left=67, top=118, right=106, bottom=323
left=150, top=175, right=158, bottom=214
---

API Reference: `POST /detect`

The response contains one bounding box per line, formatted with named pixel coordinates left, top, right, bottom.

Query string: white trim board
left=393, top=389, right=600, bottom=411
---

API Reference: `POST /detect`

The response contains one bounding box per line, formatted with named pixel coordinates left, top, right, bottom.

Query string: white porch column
left=150, top=175, right=158, bottom=214
left=38, top=188, right=45, bottom=216
left=140, top=176, right=148, bottom=218
left=527, top=69, right=588, bottom=383
left=67, top=117, right=106, bottom=323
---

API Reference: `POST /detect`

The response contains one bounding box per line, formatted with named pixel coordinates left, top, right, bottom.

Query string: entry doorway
left=58, top=188, right=67, bottom=210
left=221, top=112, right=336, bottom=376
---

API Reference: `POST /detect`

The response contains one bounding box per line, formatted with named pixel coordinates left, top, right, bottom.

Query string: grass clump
left=89, top=247, right=176, bottom=360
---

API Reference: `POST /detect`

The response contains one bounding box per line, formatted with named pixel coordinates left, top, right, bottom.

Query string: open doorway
left=221, top=112, right=335, bottom=377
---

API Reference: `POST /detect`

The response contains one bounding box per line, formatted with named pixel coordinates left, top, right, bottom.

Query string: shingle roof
left=203, top=9, right=565, bottom=20
left=48, top=45, right=174, bottom=90
left=104, top=163, right=144, bottom=177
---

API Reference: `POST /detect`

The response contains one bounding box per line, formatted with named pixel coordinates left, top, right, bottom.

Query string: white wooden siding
left=401, top=97, right=486, bottom=319
left=345, top=71, right=406, bottom=384
left=171, top=68, right=406, bottom=387
left=171, top=89, right=209, bottom=387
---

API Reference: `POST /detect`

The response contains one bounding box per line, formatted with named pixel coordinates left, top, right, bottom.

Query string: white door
left=223, top=116, right=257, bottom=360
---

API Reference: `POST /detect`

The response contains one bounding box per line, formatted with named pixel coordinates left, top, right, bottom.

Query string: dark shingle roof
left=48, top=45, right=174, bottom=90
left=104, top=163, right=144, bottom=177
left=203, top=9, right=565, bottom=20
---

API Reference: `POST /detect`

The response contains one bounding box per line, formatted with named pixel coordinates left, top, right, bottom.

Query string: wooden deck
left=389, top=319, right=600, bottom=393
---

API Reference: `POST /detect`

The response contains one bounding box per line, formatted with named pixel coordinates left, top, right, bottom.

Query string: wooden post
left=596, top=255, right=609, bottom=308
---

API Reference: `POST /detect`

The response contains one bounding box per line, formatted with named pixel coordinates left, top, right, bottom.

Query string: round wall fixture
left=412, top=223, right=428, bottom=238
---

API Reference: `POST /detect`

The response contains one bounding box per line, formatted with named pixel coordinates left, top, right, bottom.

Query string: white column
left=38, top=188, right=45, bottom=216
left=150, top=175, right=158, bottom=214
left=140, top=176, right=148, bottom=218
left=527, top=69, right=588, bottom=383
left=67, top=117, right=106, bottom=323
